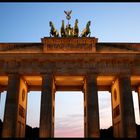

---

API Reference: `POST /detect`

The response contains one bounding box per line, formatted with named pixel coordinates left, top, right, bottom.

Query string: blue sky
left=0, top=3, right=140, bottom=137
left=0, top=3, right=140, bottom=42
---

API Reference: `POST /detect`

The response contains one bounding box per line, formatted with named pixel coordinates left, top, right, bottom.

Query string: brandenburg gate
left=0, top=11, right=140, bottom=138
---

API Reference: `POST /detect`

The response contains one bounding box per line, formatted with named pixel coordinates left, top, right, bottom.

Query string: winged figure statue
left=64, top=10, right=72, bottom=20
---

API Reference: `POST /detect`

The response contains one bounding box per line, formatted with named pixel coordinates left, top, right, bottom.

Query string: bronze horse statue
left=49, top=21, right=59, bottom=37
left=73, top=19, right=79, bottom=37
left=60, top=20, right=66, bottom=37
left=80, top=21, right=91, bottom=37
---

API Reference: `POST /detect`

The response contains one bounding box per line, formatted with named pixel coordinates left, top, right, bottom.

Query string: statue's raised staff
left=49, top=21, right=59, bottom=37
left=80, top=21, right=91, bottom=37
left=73, top=19, right=79, bottom=37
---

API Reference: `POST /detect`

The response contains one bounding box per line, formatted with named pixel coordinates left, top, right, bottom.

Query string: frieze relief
left=42, top=38, right=97, bottom=53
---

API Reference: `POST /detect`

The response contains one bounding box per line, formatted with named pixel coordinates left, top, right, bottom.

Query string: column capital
left=0, top=85, right=4, bottom=93
left=7, top=74, right=20, bottom=86
left=41, top=73, right=54, bottom=78
left=85, top=73, right=97, bottom=79
left=112, top=74, right=131, bottom=86
left=0, top=89, right=4, bottom=93
left=117, top=74, right=131, bottom=79
left=41, top=73, right=54, bottom=85
left=7, top=72, right=19, bottom=76
left=137, top=86, right=140, bottom=92
left=85, top=74, right=97, bottom=85
left=86, top=72, right=97, bottom=77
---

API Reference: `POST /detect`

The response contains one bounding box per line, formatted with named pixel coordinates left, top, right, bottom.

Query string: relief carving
left=42, top=38, right=97, bottom=53
left=19, top=104, right=25, bottom=118
left=113, top=105, right=120, bottom=118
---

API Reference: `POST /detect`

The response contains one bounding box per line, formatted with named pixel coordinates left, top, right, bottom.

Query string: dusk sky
left=0, top=3, right=140, bottom=137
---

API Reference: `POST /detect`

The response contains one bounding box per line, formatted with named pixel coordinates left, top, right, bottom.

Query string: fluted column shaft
left=2, top=74, right=28, bottom=138
left=111, top=76, right=136, bottom=138
left=39, top=74, right=54, bottom=138
left=84, top=75, right=100, bottom=138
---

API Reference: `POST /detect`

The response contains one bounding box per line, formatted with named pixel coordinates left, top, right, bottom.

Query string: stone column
left=39, top=74, right=54, bottom=138
left=52, top=76, right=56, bottom=137
left=2, top=74, right=28, bottom=138
left=137, top=87, right=140, bottom=120
left=0, top=91, right=1, bottom=102
left=84, top=75, right=100, bottom=138
left=0, top=87, right=5, bottom=117
left=111, top=76, right=136, bottom=138
left=83, top=78, right=87, bottom=137
left=0, top=86, right=4, bottom=105
left=0, top=89, right=1, bottom=114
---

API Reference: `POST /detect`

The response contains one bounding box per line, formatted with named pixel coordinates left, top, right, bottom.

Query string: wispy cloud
left=55, top=114, right=84, bottom=137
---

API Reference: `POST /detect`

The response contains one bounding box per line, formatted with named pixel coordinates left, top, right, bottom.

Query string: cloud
left=55, top=114, right=84, bottom=137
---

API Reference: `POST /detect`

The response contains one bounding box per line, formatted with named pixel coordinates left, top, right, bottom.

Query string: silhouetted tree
left=0, top=119, right=140, bottom=138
